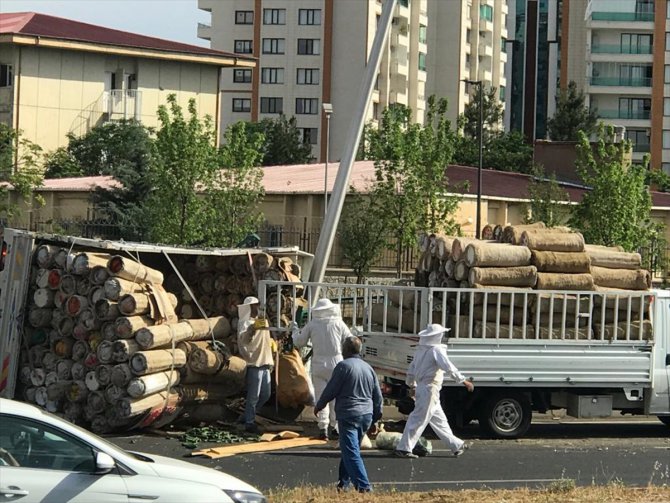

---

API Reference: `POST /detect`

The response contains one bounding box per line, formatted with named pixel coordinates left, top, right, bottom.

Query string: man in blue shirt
left=314, top=336, right=383, bottom=492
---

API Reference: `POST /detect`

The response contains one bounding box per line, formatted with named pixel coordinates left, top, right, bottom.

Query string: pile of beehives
left=18, top=245, right=298, bottom=432
left=408, top=223, right=652, bottom=340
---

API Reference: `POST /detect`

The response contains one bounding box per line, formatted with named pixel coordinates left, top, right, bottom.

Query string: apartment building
left=426, top=0, right=508, bottom=126
left=198, top=0, right=428, bottom=162
left=0, top=12, right=253, bottom=153
left=564, top=0, right=670, bottom=169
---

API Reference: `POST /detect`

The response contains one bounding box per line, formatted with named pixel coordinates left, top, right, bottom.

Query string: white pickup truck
left=259, top=280, right=670, bottom=438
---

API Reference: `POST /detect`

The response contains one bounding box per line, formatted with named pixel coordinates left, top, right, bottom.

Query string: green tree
left=569, top=125, right=653, bottom=251
left=524, top=166, right=569, bottom=227
left=0, top=124, right=45, bottom=220
left=148, top=94, right=219, bottom=245
left=459, top=85, right=503, bottom=140
left=44, top=147, right=83, bottom=178
left=362, top=99, right=459, bottom=276
left=203, top=121, right=265, bottom=247
left=547, top=81, right=598, bottom=141
left=245, top=115, right=313, bottom=166
left=454, top=130, right=533, bottom=173
left=339, top=191, right=387, bottom=283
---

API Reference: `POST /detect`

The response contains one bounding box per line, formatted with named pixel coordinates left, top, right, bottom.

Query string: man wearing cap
left=293, top=298, right=353, bottom=440
left=394, top=323, right=474, bottom=458
left=237, top=296, right=275, bottom=434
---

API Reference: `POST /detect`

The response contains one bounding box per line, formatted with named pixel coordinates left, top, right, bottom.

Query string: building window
left=664, top=130, right=670, bottom=149
left=296, top=98, right=319, bottom=114
left=233, top=69, right=252, bottom=83
left=301, top=128, right=318, bottom=145
left=297, top=68, right=320, bottom=85
left=234, top=40, right=253, bottom=54
left=626, top=129, right=650, bottom=151
left=500, top=86, right=506, bottom=101
left=299, top=9, right=321, bottom=25
left=262, top=38, right=285, bottom=54
left=665, top=65, right=670, bottom=83
left=261, top=67, right=284, bottom=84
left=235, top=10, right=253, bottom=24
left=298, top=39, right=321, bottom=55
left=501, top=37, right=507, bottom=52
left=619, top=97, right=651, bottom=119
left=263, top=8, right=286, bottom=25
left=466, top=29, right=472, bottom=42
left=663, top=163, right=670, bottom=175
left=480, top=4, right=493, bottom=21
left=621, top=33, right=652, bottom=54
left=0, top=64, right=12, bottom=87
left=418, top=52, right=427, bottom=71
left=260, top=97, right=283, bottom=114
left=373, top=102, right=380, bottom=120
left=665, top=98, right=670, bottom=116
left=667, top=32, right=670, bottom=50
left=232, top=98, right=251, bottom=112
left=419, top=24, right=427, bottom=44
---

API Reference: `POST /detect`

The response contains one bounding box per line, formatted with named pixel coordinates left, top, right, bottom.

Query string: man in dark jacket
left=314, top=336, right=382, bottom=492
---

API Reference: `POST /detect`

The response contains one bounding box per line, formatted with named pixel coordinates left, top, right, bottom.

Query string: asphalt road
left=108, top=418, right=670, bottom=492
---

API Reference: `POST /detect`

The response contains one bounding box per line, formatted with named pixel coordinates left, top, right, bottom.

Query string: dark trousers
left=337, top=413, right=373, bottom=491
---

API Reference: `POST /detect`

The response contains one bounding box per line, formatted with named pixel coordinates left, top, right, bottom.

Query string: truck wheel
left=658, top=416, right=670, bottom=427
left=479, top=392, right=531, bottom=439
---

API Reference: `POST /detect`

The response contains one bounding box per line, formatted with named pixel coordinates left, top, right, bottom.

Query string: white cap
left=241, top=296, right=259, bottom=306
left=312, top=298, right=334, bottom=311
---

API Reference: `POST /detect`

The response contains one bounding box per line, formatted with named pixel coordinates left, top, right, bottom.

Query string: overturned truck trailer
left=0, top=229, right=313, bottom=432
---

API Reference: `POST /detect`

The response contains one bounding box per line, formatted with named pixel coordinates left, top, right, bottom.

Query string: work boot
left=393, top=450, right=418, bottom=459
left=328, top=427, right=339, bottom=440
left=318, top=429, right=328, bottom=440
left=245, top=423, right=261, bottom=435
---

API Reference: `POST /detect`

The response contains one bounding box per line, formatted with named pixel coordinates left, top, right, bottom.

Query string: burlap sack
left=277, top=349, right=314, bottom=409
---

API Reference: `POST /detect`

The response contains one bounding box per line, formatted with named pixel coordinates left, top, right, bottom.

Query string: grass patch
left=268, top=484, right=670, bottom=502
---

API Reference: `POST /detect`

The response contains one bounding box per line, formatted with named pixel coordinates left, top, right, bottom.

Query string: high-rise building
left=198, top=0, right=428, bottom=162
left=505, top=0, right=561, bottom=140
left=426, top=0, right=509, bottom=126
left=564, top=0, right=669, bottom=170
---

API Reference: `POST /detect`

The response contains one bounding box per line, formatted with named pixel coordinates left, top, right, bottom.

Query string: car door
left=0, top=414, right=128, bottom=503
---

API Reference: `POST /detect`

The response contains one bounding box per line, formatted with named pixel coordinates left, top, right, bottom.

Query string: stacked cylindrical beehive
left=585, top=244, right=652, bottom=340
left=19, top=245, right=301, bottom=433
left=415, top=234, right=455, bottom=288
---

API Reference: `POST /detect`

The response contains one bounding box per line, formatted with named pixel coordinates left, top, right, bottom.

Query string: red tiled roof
left=0, top=12, right=252, bottom=62
left=34, top=163, right=670, bottom=208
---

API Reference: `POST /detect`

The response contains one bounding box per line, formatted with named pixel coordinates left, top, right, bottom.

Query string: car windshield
left=41, top=409, right=142, bottom=460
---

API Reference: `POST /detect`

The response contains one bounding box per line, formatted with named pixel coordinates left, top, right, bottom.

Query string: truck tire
left=658, top=416, right=670, bottom=427
left=479, top=392, right=531, bottom=438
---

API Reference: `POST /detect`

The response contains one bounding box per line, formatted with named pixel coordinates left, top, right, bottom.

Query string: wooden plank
left=191, top=437, right=327, bottom=459
left=259, top=431, right=300, bottom=442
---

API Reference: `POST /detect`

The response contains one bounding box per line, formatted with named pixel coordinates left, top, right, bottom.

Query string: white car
left=0, top=398, right=266, bottom=503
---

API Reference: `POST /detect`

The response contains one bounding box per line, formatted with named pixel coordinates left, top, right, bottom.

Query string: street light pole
left=462, top=79, right=483, bottom=239
left=322, top=103, right=333, bottom=218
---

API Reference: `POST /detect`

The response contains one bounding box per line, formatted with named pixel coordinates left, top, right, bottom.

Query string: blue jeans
left=337, top=413, right=373, bottom=491
left=244, top=365, right=272, bottom=425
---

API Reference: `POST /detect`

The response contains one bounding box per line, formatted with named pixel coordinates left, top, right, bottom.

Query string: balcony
left=479, top=18, right=493, bottom=33
left=478, top=43, right=493, bottom=58
left=598, top=109, right=651, bottom=120
left=104, top=89, right=142, bottom=121
left=589, top=76, right=652, bottom=87
left=197, top=22, right=211, bottom=41
left=591, top=44, right=652, bottom=55
left=591, top=11, right=654, bottom=22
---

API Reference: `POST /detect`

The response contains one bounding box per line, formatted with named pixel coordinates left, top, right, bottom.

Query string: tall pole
left=324, top=113, right=331, bottom=218
left=476, top=82, right=483, bottom=240
left=308, top=0, right=397, bottom=285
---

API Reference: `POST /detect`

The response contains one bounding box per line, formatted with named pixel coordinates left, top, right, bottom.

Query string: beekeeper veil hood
left=237, top=296, right=259, bottom=335
left=311, top=298, right=341, bottom=319
left=418, top=323, right=450, bottom=346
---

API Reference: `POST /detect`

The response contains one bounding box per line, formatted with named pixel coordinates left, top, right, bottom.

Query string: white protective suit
left=292, top=299, right=352, bottom=431
left=396, top=324, right=467, bottom=454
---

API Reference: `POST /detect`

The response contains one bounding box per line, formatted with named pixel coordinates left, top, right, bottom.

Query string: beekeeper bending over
left=394, top=323, right=474, bottom=458
left=292, top=298, right=352, bottom=440
left=237, top=296, right=275, bottom=434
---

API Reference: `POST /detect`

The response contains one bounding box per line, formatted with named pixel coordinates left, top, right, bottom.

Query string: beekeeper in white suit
left=394, top=323, right=474, bottom=458
left=292, top=298, right=352, bottom=440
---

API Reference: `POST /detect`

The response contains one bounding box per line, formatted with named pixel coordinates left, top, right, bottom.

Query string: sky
left=1, top=0, right=210, bottom=46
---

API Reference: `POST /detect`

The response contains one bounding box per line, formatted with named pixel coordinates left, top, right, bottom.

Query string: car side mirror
left=95, top=452, right=115, bottom=474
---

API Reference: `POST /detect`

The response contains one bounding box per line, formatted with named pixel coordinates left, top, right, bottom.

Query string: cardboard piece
left=191, top=437, right=327, bottom=459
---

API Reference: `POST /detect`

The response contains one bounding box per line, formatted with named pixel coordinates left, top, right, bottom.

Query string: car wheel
left=479, top=392, right=531, bottom=439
